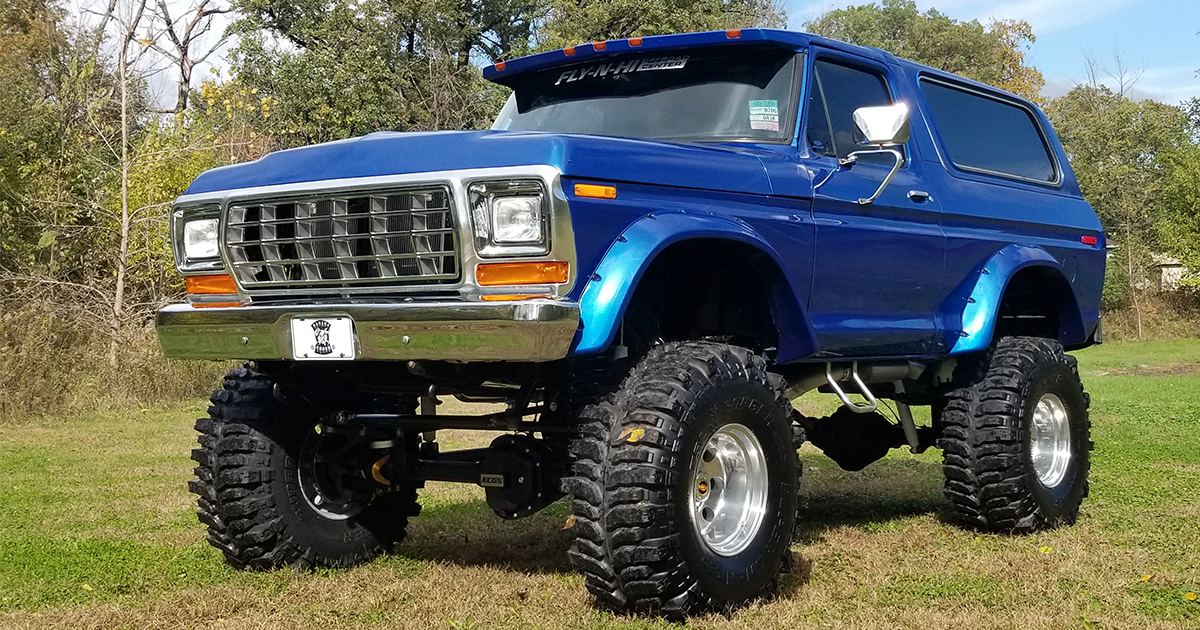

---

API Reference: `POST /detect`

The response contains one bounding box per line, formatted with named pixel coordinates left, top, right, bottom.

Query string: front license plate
left=290, top=316, right=356, bottom=360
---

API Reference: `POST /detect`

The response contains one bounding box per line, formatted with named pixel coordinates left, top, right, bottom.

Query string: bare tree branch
left=151, top=0, right=230, bottom=112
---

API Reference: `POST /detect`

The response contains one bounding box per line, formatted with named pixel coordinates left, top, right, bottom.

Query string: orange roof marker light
left=477, top=261, right=570, bottom=287
left=628, top=37, right=643, bottom=47
left=185, top=274, right=238, bottom=295
left=726, top=29, right=742, bottom=39
left=593, top=41, right=607, bottom=51
left=574, top=183, right=618, bottom=200
left=564, top=46, right=576, bottom=56
left=494, top=61, right=507, bottom=71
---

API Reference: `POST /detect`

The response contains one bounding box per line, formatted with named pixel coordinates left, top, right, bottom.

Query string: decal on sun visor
left=749, top=99, right=779, bottom=131
left=554, top=55, right=690, bottom=85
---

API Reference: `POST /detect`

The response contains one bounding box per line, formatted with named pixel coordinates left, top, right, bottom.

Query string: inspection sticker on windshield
left=749, top=100, right=780, bottom=131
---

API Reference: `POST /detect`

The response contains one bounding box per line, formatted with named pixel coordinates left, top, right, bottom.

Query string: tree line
left=0, top=0, right=1197, bottom=419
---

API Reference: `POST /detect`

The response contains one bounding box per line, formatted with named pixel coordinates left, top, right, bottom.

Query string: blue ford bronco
left=159, top=28, right=1105, bottom=616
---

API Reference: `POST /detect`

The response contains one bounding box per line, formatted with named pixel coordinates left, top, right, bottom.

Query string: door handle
left=907, top=190, right=931, bottom=202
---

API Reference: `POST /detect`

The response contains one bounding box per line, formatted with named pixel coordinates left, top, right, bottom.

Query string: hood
left=184, top=130, right=777, bottom=196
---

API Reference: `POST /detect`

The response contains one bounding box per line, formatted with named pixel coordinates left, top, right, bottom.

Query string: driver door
left=802, top=54, right=946, bottom=357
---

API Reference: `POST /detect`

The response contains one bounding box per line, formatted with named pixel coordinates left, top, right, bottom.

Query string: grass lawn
left=1, top=340, right=1199, bottom=629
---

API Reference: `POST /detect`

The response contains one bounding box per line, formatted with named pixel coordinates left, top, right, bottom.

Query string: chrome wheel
left=1030, top=393, right=1072, bottom=488
left=690, top=423, right=769, bottom=557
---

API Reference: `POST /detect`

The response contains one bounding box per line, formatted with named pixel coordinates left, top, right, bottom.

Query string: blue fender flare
left=571, top=212, right=817, bottom=361
left=946, top=244, right=1085, bottom=355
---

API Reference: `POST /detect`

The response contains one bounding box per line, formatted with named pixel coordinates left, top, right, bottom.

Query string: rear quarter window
left=920, top=79, right=1058, bottom=184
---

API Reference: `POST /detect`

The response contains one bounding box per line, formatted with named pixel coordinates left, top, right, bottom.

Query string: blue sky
left=787, top=0, right=1200, bottom=104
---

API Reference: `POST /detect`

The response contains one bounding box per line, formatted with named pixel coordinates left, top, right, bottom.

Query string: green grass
left=1, top=339, right=1199, bottom=629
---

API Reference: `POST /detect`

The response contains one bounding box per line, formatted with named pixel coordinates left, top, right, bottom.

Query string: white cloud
left=787, top=0, right=1139, bottom=34
left=1040, top=64, right=1200, bottom=105
left=1041, top=76, right=1076, bottom=99
left=1120, top=65, right=1200, bottom=103
left=953, top=0, right=1139, bottom=35
left=1036, top=65, right=1200, bottom=104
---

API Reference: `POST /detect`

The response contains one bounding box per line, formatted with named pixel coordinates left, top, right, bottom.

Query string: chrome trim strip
left=174, top=167, right=558, bottom=207
left=155, top=300, right=580, bottom=362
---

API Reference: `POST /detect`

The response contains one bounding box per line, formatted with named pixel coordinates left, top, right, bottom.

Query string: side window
left=921, top=79, right=1057, bottom=183
left=806, top=59, right=894, bottom=159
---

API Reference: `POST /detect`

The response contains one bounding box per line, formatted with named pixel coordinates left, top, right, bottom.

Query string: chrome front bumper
left=155, top=301, right=580, bottom=362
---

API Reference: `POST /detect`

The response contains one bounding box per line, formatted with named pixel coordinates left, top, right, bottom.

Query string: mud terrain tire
left=188, top=367, right=419, bottom=569
left=563, top=342, right=800, bottom=617
left=938, top=336, right=1092, bottom=532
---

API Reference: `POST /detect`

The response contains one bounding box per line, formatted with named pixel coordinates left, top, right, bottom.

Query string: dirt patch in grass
left=1086, top=362, right=1200, bottom=377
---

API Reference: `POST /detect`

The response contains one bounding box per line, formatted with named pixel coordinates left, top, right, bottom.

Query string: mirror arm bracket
left=841, top=147, right=904, bottom=205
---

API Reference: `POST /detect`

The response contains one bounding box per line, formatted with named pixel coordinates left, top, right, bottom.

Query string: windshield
left=492, top=46, right=801, bottom=143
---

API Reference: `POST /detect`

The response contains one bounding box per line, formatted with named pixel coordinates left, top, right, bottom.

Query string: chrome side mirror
left=840, top=103, right=911, bottom=205
left=852, top=103, right=911, bottom=146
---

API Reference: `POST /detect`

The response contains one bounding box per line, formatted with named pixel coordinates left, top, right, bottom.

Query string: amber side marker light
left=574, top=183, right=618, bottom=199
left=185, top=274, right=238, bottom=295
left=477, top=261, right=570, bottom=286
left=726, top=29, right=742, bottom=39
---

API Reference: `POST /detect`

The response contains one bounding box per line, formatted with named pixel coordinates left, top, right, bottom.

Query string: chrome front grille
left=225, top=186, right=459, bottom=292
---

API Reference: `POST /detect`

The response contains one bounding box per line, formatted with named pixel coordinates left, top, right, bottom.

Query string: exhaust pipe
left=781, top=360, right=924, bottom=399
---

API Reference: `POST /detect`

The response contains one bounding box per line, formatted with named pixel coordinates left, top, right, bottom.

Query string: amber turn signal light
left=574, top=183, right=618, bottom=199
left=476, top=261, right=569, bottom=286
left=185, top=274, right=238, bottom=295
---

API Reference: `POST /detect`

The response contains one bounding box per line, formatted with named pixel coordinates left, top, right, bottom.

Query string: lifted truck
left=159, top=28, right=1105, bottom=616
